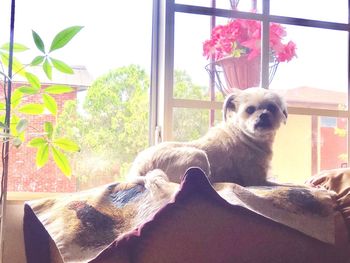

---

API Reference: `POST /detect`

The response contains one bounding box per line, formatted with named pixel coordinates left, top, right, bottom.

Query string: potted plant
left=203, top=19, right=296, bottom=94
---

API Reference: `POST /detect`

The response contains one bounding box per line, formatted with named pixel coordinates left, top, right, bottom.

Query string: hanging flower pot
left=216, top=55, right=261, bottom=92
left=203, top=18, right=297, bottom=95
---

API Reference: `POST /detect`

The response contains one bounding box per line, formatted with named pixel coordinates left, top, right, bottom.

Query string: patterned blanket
left=24, top=167, right=338, bottom=263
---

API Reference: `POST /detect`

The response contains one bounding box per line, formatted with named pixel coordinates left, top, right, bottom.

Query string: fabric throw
left=24, top=167, right=338, bottom=263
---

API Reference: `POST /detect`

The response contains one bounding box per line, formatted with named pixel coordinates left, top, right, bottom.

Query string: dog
left=128, top=87, right=288, bottom=186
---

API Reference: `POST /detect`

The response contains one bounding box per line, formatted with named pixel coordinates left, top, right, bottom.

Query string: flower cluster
left=203, top=19, right=296, bottom=63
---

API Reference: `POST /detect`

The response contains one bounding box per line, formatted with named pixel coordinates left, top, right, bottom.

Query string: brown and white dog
left=128, top=87, right=288, bottom=186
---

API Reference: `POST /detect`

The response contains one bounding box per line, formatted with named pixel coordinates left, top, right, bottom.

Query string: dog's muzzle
left=254, top=113, right=273, bottom=130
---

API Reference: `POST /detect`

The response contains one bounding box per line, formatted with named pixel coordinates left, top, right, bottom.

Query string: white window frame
left=150, top=0, right=350, bottom=168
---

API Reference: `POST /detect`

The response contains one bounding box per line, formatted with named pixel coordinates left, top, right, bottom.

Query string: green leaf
left=11, top=89, right=23, bottom=108
left=44, top=85, right=73, bottom=94
left=16, top=119, right=28, bottom=134
left=18, top=103, right=45, bottom=114
left=28, top=137, right=47, bottom=147
left=36, top=143, right=49, bottom=168
left=43, top=58, right=52, bottom=79
left=10, top=114, right=19, bottom=131
left=53, top=138, right=80, bottom=152
left=17, top=86, right=40, bottom=94
left=44, top=122, right=53, bottom=139
left=25, top=72, right=41, bottom=89
left=0, top=43, right=29, bottom=52
left=0, top=102, right=5, bottom=110
left=49, top=26, right=83, bottom=52
left=50, top=57, right=74, bottom=74
left=0, top=121, right=7, bottom=129
left=0, top=52, right=26, bottom=76
left=32, top=30, right=45, bottom=53
left=51, top=146, right=72, bottom=177
left=42, top=93, right=57, bottom=115
left=13, top=137, right=23, bottom=148
left=30, top=55, right=45, bottom=66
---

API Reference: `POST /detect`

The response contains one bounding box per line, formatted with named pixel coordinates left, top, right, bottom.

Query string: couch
left=23, top=167, right=350, bottom=263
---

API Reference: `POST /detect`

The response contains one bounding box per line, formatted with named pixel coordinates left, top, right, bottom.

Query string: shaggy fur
left=128, top=87, right=288, bottom=186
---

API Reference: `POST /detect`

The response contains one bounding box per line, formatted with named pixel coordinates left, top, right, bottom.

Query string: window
left=1, top=1, right=153, bottom=195
left=151, top=0, right=349, bottom=184
left=1, top=0, right=349, bottom=197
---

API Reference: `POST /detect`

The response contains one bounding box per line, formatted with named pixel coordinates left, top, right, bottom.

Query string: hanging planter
left=203, top=18, right=296, bottom=96
left=217, top=55, right=260, bottom=91
left=206, top=55, right=279, bottom=96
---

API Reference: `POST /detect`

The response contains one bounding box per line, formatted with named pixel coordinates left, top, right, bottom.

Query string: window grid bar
left=163, top=0, right=175, bottom=141
left=149, top=0, right=160, bottom=146
left=261, top=0, right=270, bottom=89
left=172, top=98, right=349, bottom=118
left=174, top=4, right=349, bottom=31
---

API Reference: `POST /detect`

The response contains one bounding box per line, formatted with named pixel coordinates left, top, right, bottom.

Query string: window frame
left=150, top=0, right=350, bottom=167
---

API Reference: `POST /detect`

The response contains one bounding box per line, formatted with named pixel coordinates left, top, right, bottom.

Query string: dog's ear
left=223, top=89, right=241, bottom=121
left=278, top=98, right=288, bottom=124
left=282, top=108, right=288, bottom=124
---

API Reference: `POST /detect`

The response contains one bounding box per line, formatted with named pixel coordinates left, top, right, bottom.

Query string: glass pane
left=174, top=12, right=212, bottom=100
left=272, top=115, right=348, bottom=184
left=173, top=108, right=221, bottom=141
left=175, top=0, right=262, bottom=13
left=1, top=0, right=152, bottom=193
left=271, top=0, right=348, bottom=23
left=270, top=25, right=348, bottom=110
left=174, top=13, right=267, bottom=100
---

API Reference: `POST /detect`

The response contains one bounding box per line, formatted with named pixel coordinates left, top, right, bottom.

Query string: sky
left=0, top=0, right=348, bottom=92
left=0, top=0, right=153, bottom=79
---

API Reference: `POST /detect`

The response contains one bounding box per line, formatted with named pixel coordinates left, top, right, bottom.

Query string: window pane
left=272, top=115, right=348, bottom=184
left=175, top=0, right=262, bottom=12
left=174, top=12, right=212, bottom=100
left=173, top=108, right=221, bottom=141
left=270, top=25, right=348, bottom=110
left=174, top=13, right=266, bottom=101
left=271, top=0, right=348, bottom=23
left=1, top=0, right=152, bottom=193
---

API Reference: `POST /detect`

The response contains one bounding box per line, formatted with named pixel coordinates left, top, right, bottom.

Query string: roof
left=12, top=65, right=93, bottom=91
left=275, top=86, right=347, bottom=109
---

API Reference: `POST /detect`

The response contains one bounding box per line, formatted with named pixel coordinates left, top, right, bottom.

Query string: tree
left=56, top=65, right=149, bottom=187
left=172, top=69, right=210, bottom=141
left=56, top=65, right=212, bottom=188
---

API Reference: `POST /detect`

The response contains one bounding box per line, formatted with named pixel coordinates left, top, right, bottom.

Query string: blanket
left=24, top=167, right=338, bottom=263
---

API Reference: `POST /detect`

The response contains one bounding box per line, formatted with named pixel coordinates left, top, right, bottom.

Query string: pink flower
left=241, top=38, right=260, bottom=60
left=203, top=19, right=296, bottom=64
left=276, top=41, right=297, bottom=62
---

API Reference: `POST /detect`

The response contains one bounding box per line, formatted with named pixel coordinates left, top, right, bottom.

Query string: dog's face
left=223, top=87, right=288, bottom=141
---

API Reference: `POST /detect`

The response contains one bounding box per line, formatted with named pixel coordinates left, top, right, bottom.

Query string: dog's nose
left=255, top=112, right=272, bottom=129
left=260, top=112, right=270, bottom=122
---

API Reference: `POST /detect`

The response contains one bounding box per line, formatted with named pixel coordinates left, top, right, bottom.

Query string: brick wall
left=2, top=83, right=78, bottom=192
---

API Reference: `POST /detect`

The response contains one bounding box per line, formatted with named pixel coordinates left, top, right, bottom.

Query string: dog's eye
left=246, top=106, right=256, bottom=115
left=266, top=104, right=277, bottom=113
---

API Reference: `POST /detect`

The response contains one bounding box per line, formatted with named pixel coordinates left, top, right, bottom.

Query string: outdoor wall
left=320, top=121, right=347, bottom=170
left=271, top=115, right=313, bottom=184
left=6, top=85, right=78, bottom=193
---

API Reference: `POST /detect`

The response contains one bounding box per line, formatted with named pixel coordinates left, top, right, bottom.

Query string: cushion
left=307, top=168, right=350, bottom=239
left=24, top=168, right=350, bottom=263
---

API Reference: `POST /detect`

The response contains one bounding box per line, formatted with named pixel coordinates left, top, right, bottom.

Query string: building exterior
left=1, top=66, right=93, bottom=192
left=272, top=87, right=347, bottom=183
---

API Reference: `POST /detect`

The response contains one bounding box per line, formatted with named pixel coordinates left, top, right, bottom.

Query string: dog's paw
left=144, top=169, right=169, bottom=187
left=128, top=169, right=169, bottom=188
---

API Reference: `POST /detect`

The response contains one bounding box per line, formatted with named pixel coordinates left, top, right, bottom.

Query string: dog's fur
left=128, top=87, right=288, bottom=186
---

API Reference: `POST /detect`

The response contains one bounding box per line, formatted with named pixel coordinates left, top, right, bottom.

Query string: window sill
left=6, top=192, right=65, bottom=202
